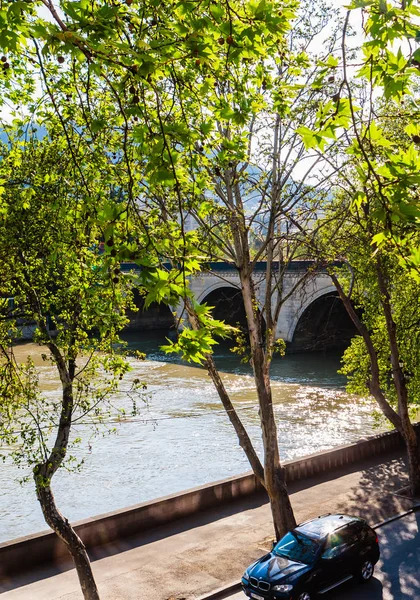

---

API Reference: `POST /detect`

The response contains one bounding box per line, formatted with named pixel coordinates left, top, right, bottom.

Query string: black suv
left=241, top=514, right=380, bottom=600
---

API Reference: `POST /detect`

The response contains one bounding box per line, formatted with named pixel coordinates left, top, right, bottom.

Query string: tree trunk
left=240, top=273, right=297, bottom=539
left=401, top=421, right=420, bottom=497
left=258, top=377, right=297, bottom=540
left=186, top=286, right=296, bottom=539
left=204, top=355, right=265, bottom=485
left=184, top=299, right=265, bottom=484
left=267, top=466, right=297, bottom=541
left=374, top=258, right=420, bottom=497
left=35, top=473, right=100, bottom=600
left=330, top=273, right=402, bottom=429
left=331, top=270, right=420, bottom=498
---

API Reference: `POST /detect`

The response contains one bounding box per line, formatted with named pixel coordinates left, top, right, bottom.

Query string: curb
left=196, top=582, right=241, bottom=600
left=198, top=503, right=420, bottom=600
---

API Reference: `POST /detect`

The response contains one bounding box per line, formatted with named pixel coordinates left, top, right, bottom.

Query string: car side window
left=322, top=527, right=357, bottom=559
left=359, top=525, right=376, bottom=543
left=329, top=533, right=342, bottom=549
left=340, top=527, right=359, bottom=545
left=322, top=534, right=342, bottom=559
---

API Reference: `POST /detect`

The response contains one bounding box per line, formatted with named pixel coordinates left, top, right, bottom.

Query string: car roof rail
left=333, top=516, right=366, bottom=533
left=297, top=513, right=332, bottom=527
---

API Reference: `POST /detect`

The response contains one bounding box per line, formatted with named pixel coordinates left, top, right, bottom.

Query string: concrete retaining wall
left=1, top=424, right=418, bottom=578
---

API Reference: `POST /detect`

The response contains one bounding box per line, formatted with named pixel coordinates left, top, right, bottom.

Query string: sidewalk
left=0, top=449, right=415, bottom=600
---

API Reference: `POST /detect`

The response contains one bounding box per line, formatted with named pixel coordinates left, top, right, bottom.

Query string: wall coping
left=0, top=470, right=256, bottom=550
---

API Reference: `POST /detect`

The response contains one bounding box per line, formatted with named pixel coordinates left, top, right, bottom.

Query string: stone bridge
left=125, top=261, right=355, bottom=351
left=13, top=261, right=354, bottom=350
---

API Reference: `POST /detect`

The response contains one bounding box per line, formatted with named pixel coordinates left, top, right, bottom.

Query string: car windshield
left=273, top=531, right=320, bottom=565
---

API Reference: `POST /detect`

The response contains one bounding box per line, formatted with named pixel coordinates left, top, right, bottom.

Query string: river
left=0, top=332, right=382, bottom=543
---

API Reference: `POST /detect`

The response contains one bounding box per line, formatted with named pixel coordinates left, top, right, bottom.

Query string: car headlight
left=272, top=584, right=293, bottom=592
left=242, top=568, right=250, bottom=582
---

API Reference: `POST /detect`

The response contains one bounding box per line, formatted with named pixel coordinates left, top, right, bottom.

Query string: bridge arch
left=200, top=284, right=266, bottom=335
left=200, top=285, right=247, bottom=330
left=195, top=280, right=240, bottom=306
left=287, top=284, right=337, bottom=342
left=125, top=289, right=176, bottom=331
left=289, top=287, right=357, bottom=351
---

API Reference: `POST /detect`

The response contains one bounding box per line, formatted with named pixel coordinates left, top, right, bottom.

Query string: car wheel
left=359, top=559, right=374, bottom=582
left=297, top=592, right=312, bottom=600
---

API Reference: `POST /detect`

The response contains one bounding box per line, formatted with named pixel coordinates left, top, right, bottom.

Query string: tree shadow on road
left=333, top=454, right=420, bottom=600
left=375, top=509, right=420, bottom=600
left=333, top=454, right=412, bottom=524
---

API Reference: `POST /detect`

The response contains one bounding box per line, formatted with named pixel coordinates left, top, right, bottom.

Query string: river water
left=0, top=332, right=382, bottom=543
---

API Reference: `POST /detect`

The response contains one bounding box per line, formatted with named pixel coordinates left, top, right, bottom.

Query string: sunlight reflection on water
left=0, top=340, right=384, bottom=543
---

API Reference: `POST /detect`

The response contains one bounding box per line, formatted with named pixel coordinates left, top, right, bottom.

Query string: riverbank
left=1, top=341, right=380, bottom=543
left=1, top=442, right=417, bottom=599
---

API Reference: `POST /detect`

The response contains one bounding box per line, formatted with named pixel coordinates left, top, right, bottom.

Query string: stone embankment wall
left=1, top=424, right=418, bottom=578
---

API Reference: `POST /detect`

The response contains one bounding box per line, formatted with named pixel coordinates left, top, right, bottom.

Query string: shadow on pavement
left=375, top=510, right=420, bottom=600
left=334, top=455, right=411, bottom=524
left=331, top=455, right=420, bottom=599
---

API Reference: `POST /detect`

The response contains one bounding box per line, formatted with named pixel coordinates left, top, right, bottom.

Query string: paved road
left=223, top=511, right=420, bottom=600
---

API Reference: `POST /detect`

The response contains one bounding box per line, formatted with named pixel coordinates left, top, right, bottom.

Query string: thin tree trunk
left=404, top=425, right=420, bottom=497
left=374, top=258, right=420, bottom=496
left=330, top=273, right=402, bottom=429
left=34, top=473, right=100, bottom=600
left=32, top=344, right=100, bottom=600
left=241, top=273, right=296, bottom=539
left=253, top=363, right=297, bottom=540
left=331, top=270, right=420, bottom=497
left=185, top=300, right=265, bottom=484
left=204, top=356, right=265, bottom=485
